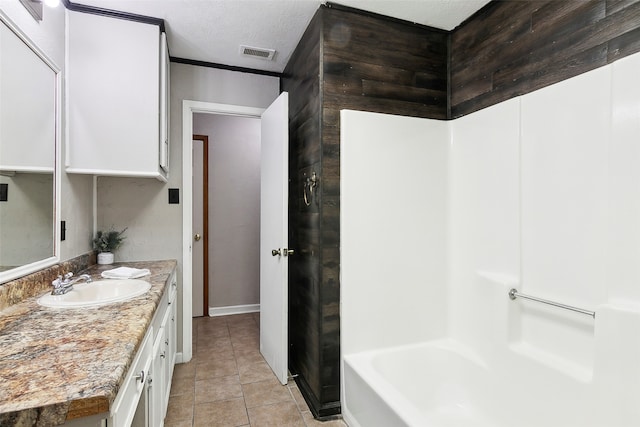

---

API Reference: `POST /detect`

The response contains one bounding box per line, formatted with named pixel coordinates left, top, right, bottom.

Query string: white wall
left=193, top=113, right=261, bottom=310
left=99, top=63, right=279, bottom=353
left=340, top=110, right=450, bottom=356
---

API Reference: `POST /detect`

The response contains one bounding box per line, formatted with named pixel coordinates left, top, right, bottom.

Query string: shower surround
left=340, top=51, right=640, bottom=427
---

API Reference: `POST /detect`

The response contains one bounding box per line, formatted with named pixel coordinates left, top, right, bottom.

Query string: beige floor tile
left=164, top=419, right=193, bottom=427
left=167, top=314, right=337, bottom=427
left=195, top=337, right=233, bottom=355
left=197, top=323, right=230, bottom=338
left=247, top=401, right=305, bottom=427
left=238, top=360, right=276, bottom=384
left=170, top=375, right=196, bottom=397
left=173, top=361, right=196, bottom=380
left=228, top=323, right=258, bottom=337
left=165, top=393, right=194, bottom=425
left=195, top=357, right=238, bottom=380
left=231, top=336, right=260, bottom=352
left=234, top=349, right=266, bottom=368
left=288, top=384, right=309, bottom=412
left=195, top=375, right=243, bottom=404
left=194, top=397, right=249, bottom=427
left=195, top=316, right=227, bottom=327
left=195, top=345, right=235, bottom=362
left=225, top=313, right=257, bottom=325
left=301, top=411, right=348, bottom=426
left=242, top=378, right=293, bottom=408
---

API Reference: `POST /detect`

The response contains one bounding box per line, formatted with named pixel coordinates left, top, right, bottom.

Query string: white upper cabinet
left=66, top=11, right=169, bottom=181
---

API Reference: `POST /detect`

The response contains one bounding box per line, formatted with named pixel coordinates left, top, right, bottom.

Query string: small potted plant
left=93, top=227, right=127, bottom=265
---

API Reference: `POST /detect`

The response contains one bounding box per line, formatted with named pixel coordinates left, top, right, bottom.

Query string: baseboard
left=209, top=304, right=260, bottom=317
left=294, top=372, right=342, bottom=418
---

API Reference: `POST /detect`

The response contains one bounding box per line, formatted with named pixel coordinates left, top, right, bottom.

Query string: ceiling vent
left=240, top=45, right=276, bottom=61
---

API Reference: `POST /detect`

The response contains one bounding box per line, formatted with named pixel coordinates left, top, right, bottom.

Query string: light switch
left=168, top=188, right=179, bottom=204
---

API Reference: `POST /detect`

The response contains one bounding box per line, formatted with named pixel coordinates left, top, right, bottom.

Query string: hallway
left=164, top=313, right=347, bottom=426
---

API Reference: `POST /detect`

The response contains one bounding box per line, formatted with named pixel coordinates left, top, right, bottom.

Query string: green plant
left=93, top=227, right=127, bottom=253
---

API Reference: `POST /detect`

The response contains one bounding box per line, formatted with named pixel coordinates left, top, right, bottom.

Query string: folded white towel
left=101, top=267, right=151, bottom=279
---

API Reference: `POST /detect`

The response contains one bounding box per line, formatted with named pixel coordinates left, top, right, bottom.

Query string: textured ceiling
left=75, top=0, right=492, bottom=73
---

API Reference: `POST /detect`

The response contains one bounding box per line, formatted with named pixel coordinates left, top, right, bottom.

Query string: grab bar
left=508, top=288, right=595, bottom=319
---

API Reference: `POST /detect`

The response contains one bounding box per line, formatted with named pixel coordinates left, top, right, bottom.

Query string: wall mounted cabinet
left=66, top=11, right=169, bottom=181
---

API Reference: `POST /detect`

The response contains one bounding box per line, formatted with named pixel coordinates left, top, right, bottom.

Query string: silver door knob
left=283, top=248, right=294, bottom=256
left=194, top=233, right=201, bottom=241
left=271, top=249, right=281, bottom=256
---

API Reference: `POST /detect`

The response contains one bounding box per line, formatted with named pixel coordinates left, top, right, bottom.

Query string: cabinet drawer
left=111, top=328, right=152, bottom=427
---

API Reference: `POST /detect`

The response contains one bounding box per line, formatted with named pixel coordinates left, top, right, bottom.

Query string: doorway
left=191, top=114, right=261, bottom=318
left=182, top=97, right=289, bottom=383
left=181, top=101, right=266, bottom=363
left=192, top=134, right=209, bottom=317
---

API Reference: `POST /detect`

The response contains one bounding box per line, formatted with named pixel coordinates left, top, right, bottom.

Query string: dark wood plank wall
left=283, top=4, right=449, bottom=418
left=451, top=0, right=640, bottom=118
left=281, top=8, right=324, bottom=416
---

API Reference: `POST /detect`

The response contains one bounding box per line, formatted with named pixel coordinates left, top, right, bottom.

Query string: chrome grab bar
left=508, top=288, right=595, bottom=319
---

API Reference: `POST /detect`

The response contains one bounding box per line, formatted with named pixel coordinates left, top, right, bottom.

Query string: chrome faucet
left=51, top=272, right=92, bottom=295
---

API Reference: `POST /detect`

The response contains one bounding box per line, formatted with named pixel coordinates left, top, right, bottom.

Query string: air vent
left=240, top=45, right=276, bottom=61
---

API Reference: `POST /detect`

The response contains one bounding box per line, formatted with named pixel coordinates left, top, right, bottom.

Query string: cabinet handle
left=165, top=339, right=169, bottom=346
left=135, top=370, right=145, bottom=383
left=160, top=352, right=166, bottom=359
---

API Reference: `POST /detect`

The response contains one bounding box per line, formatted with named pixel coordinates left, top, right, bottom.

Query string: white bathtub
left=342, top=335, right=639, bottom=427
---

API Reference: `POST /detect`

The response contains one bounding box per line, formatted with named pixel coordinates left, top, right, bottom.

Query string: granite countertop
left=0, top=259, right=177, bottom=426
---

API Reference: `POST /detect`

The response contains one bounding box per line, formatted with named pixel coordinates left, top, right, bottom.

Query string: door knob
left=271, top=249, right=281, bottom=256
left=194, top=233, right=201, bottom=241
left=283, top=248, right=294, bottom=256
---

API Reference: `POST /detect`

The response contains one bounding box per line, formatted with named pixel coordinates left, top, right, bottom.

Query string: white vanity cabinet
left=149, top=274, right=177, bottom=426
left=113, top=272, right=177, bottom=427
left=66, top=11, right=169, bottom=181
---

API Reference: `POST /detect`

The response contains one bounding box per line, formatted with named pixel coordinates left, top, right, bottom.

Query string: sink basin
left=37, top=279, right=151, bottom=308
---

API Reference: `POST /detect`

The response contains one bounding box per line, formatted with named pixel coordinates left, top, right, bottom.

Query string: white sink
left=37, top=279, right=151, bottom=308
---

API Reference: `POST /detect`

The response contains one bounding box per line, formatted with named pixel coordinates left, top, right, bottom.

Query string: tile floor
left=164, top=313, right=348, bottom=427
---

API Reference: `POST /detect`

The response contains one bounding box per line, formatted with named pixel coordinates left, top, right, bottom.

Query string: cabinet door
left=161, top=306, right=173, bottom=417
left=159, top=32, right=170, bottom=172
left=149, top=326, right=165, bottom=427
left=67, top=11, right=163, bottom=179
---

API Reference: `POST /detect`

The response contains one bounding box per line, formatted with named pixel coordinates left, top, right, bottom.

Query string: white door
left=260, top=92, right=289, bottom=385
left=192, top=138, right=205, bottom=317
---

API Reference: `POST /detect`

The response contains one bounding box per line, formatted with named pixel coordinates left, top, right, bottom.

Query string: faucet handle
left=63, top=272, right=73, bottom=280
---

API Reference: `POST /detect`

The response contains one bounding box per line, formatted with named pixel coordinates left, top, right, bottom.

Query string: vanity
left=0, top=259, right=177, bottom=427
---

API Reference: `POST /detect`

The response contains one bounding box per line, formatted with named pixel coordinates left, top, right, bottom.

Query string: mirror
left=0, top=11, right=60, bottom=283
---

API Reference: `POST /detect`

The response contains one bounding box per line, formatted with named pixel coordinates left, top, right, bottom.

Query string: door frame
left=181, top=100, right=265, bottom=363
left=193, top=134, right=209, bottom=317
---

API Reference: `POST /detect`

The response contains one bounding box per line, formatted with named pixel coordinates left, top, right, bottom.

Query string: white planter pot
left=97, top=252, right=115, bottom=265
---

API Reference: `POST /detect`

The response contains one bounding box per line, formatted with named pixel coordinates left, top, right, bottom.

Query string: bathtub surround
left=341, top=49, right=640, bottom=426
